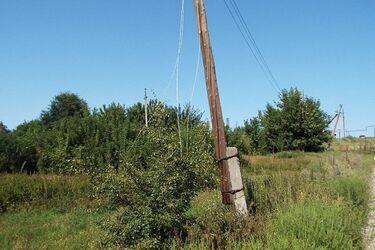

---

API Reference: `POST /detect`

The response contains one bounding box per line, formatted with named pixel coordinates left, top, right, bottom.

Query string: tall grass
left=0, top=149, right=373, bottom=249
left=0, top=174, right=91, bottom=212
left=178, top=151, right=373, bottom=249
left=0, top=208, right=104, bottom=249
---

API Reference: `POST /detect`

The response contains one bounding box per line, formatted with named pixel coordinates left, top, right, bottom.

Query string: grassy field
left=0, top=143, right=374, bottom=249
left=0, top=209, right=104, bottom=249
left=179, top=150, right=373, bottom=249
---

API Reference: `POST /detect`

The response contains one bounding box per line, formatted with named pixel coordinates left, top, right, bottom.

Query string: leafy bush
left=0, top=133, right=37, bottom=173
left=260, top=88, right=332, bottom=152
left=184, top=191, right=266, bottom=249
left=94, top=103, right=216, bottom=249
left=41, top=92, right=89, bottom=125
left=238, top=88, right=332, bottom=154
left=0, top=121, right=10, bottom=135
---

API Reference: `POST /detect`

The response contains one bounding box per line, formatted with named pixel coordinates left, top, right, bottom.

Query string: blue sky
left=1, top=0, right=374, bottom=136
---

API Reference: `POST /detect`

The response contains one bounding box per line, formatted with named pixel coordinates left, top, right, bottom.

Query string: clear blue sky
left=1, top=0, right=374, bottom=136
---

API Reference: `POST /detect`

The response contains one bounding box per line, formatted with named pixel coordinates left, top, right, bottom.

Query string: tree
left=260, top=88, right=332, bottom=152
left=244, top=117, right=266, bottom=154
left=225, top=126, right=251, bottom=155
left=41, top=92, right=89, bottom=125
left=0, top=121, right=10, bottom=135
left=93, top=102, right=216, bottom=249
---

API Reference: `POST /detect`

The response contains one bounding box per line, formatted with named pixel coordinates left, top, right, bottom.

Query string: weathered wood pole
left=193, top=0, right=248, bottom=215
left=193, top=0, right=231, bottom=204
left=332, top=104, right=343, bottom=137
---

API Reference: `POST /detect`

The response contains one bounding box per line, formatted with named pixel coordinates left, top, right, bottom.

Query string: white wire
left=186, top=43, right=201, bottom=153
left=175, top=0, right=185, bottom=156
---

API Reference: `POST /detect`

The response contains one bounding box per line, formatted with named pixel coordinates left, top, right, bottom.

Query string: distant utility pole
left=144, top=88, right=148, bottom=127
left=332, top=104, right=343, bottom=137
left=342, top=109, right=346, bottom=138
left=193, top=0, right=247, bottom=215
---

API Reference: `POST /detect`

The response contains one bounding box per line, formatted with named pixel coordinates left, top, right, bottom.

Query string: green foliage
left=0, top=121, right=10, bottom=135
left=1, top=91, right=368, bottom=249
left=225, top=88, right=332, bottom=155
left=41, top=92, right=89, bottom=125
left=0, top=131, right=37, bottom=173
left=0, top=134, right=19, bottom=172
left=0, top=174, right=91, bottom=213
left=244, top=117, right=266, bottom=154
left=184, top=191, right=265, bottom=249
left=260, top=88, right=332, bottom=152
left=226, top=126, right=251, bottom=155
left=93, top=103, right=216, bottom=249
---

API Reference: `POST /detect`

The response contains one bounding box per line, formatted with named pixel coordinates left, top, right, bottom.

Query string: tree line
left=0, top=92, right=207, bottom=173
left=0, top=88, right=332, bottom=174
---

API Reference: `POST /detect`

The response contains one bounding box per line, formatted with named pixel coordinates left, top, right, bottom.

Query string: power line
left=222, top=0, right=281, bottom=93
left=175, top=0, right=185, bottom=156
left=230, top=0, right=281, bottom=91
left=186, top=42, right=201, bottom=154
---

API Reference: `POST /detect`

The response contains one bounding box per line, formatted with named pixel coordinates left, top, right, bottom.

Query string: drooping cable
left=230, top=0, right=281, bottom=91
left=186, top=41, right=201, bottom=154
left=223, top=0, right=281, bottom=93
left=175, top=0, right=185, bottom=156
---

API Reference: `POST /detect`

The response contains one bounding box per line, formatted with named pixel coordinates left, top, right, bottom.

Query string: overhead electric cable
left=223, top=0, right=281, bottom=93
left=175, top=0, right=185, bottom=156
left=229, top=0, right=281, bottom=91
left=186, top=41, right=201, bottom=153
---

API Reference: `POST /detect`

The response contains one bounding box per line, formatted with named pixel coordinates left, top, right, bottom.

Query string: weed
left=0, top=174, right=91, bottom=212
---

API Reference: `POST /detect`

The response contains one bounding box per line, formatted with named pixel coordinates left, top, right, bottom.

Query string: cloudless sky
left=1, top=0, right=374, bottom=136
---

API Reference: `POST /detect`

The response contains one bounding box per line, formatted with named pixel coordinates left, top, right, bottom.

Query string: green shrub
left=94, top=104, right=217, bottom=249
left=185, top=199, right=265, bottom=249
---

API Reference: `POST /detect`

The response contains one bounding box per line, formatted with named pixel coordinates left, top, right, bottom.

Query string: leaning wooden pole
left=193, top=0, right=247, bottom=215
left=193, top=0, right=231, bottom=204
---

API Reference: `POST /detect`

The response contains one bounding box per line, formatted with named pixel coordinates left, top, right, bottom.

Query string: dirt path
left=365, top=165, right=375, bottom=249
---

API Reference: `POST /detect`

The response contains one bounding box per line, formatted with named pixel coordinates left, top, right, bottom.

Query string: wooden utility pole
left=193, top=0, right=231, bottom=204
left=144, top=88, right=148, bottom=127
left=332, top=104, right=343, bottom=137
left=193, top=0, right=247, bottom=214
left=342, top=109, right=346, bottom=137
